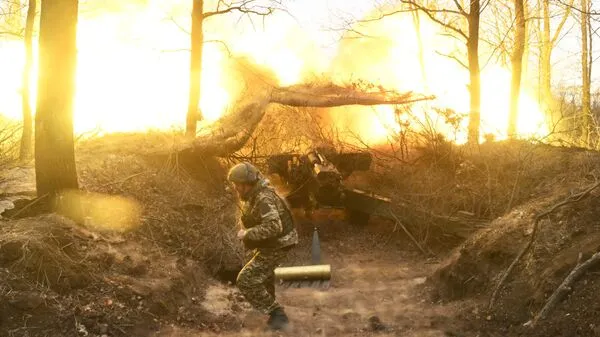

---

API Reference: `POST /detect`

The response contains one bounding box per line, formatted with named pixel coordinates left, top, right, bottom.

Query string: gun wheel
left=345, top=209, right=370, bottom=226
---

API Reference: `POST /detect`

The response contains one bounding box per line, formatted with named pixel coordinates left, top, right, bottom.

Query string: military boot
left=267, top=307, right=289, bottom=331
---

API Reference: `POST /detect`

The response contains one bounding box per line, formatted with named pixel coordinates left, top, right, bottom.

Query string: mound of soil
left=0, top=215, right=239, bottom=336
left=430, top=145, right=600, bottom=336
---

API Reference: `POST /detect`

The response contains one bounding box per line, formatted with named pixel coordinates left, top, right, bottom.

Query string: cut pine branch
left=178, top=82, right=433, bottom=157
left=271, top=84, right=434, bottom=107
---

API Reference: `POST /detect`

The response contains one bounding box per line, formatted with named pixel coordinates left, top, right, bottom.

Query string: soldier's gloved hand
left=237, top=228, right=247, bottom=240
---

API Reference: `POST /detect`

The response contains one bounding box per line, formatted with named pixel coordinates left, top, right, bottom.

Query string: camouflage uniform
left=236, top=178, right=298, bottom=314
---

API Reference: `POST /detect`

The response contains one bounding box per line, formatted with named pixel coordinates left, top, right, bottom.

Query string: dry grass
left=0, top=214, right=94, bottom=291
left=350, top=139, right=600, bottom=248
left=222, top=103, right=600, bottom=251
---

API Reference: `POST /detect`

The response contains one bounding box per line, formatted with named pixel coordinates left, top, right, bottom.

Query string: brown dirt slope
left=430, top=144, right=600, bottom=336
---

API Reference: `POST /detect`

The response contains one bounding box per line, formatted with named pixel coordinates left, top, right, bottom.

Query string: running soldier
left=227, top=162, right=298, bottom=331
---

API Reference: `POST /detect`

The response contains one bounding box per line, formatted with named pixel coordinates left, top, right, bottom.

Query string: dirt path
left=157, top=237, right=475, bottom=337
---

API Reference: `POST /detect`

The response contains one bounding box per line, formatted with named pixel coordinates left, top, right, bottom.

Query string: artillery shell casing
left=274, top=265, right=331, bottom=281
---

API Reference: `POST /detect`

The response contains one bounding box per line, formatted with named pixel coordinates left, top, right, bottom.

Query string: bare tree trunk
left=522, top=0, right=530, bottom=81
left=399, top=0, right=481, bottom=142
left=508, top=0, right=526, bottom=138
left=35, top=0, right=79, bottom=196
left=581, top=0, right=591, bottom=145
left=410, top=6, right=427, bottom=88
left=535, top=0, right=542, bottom=105
left=540, top=0, right=552, bottom=111
left=588, top=4, right=593, bottom=144
left=186, top=0, right=204, bottom=137
left=539, top=0, right=573, bottom=113
left=19, top=0, right=36, bottom=161
left=467, top=0, right=481, bottom=144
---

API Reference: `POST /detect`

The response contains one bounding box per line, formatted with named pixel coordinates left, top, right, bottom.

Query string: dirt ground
left=155, top=217, right=478, bottom=337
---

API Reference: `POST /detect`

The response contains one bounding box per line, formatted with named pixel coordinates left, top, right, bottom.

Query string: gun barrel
left=343, top=188, right=391, bottom=215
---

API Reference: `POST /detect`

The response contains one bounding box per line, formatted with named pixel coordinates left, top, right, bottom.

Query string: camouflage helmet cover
left=227, top=162, right=260, bottom=184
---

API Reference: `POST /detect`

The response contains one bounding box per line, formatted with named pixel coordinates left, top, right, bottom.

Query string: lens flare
left=57, top=190, right=142, bottom=232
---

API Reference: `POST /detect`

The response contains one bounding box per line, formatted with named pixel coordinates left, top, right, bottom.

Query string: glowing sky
left=0, top=0, right=597, bottom=140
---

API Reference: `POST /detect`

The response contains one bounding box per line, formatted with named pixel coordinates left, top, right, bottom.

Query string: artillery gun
left=268, top=148, right=390, bottom=288
left=266, top=148, right=390, bottom=226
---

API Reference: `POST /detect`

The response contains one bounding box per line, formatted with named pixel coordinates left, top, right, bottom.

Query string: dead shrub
left=0, top=215, right=94, bottom=292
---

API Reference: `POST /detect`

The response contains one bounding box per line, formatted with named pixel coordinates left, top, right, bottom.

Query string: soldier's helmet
left=227, top=162, right=260, bottom=184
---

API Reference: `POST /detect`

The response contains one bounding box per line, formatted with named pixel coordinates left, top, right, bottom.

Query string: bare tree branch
left=186, top=99, right=270, bottom=157
left=488, top=179, right=600, bottom=310
left=452, top=0, right=467, bottom=15
left=555, top=0, right=600, bottom=15
left=158, top=39, right=233, bottom=56
left=174, top=68, right=434, bottom=157
left=398, top=0, right=468, bottom=40
left=551, top=0, right=575, bottom=46
left=203, top=4, right=273, bottom=19
left=0, top=31, right=23, bottom=38
left=436, top=51, right=469, bottom=69
left=204, top=39, right=233, bottom=56
left=169, top=16, right=190, bottom=35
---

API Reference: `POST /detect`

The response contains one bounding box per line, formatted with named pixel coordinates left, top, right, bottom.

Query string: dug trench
left=2, top=135, right=600, bottom=336
left=157, top=212, right=478, bottom=337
